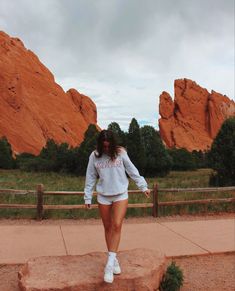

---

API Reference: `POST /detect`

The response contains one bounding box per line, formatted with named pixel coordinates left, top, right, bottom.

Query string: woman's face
left=103, top=141, right=110, bottom=154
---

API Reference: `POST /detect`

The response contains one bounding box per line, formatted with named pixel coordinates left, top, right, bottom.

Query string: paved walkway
left=0, top=217, right=234, bottom=264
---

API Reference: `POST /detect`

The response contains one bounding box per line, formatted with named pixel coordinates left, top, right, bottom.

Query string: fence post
left=152, top=183, right=159, bottom=217
left=36, top=184, right=44, bottom=220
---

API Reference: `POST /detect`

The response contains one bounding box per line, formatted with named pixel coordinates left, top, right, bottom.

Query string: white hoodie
left=84, top=148, right=148, bottom=204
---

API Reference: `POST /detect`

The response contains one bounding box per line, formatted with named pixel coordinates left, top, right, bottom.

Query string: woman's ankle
left=106, top=251, right=116, bottom=266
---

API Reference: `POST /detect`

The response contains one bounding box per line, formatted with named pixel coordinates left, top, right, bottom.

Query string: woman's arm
left=84, top=152, right=98, bottom=204
left=121, top=149, right=148, bottom=192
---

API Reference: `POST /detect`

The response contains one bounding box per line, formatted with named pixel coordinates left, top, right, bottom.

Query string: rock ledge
left=18, top=248, right=167, bottom=291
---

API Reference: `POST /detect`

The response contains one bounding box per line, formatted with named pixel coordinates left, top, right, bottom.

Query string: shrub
left=160, top=261, right=184, bottom=291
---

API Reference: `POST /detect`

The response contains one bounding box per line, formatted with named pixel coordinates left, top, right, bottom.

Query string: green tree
left=208, top=117, right=235, bottom=186
left=53, top=142, right=75, bottom=172
left=14, top=125, right=100, bottom=174
left=191, top=150, right=208, bottom=168
left=21, top=139, right=74, bottom=172
left=168, top=148, right=197, bottom=171
left=15, top=152, right=37, bottom=170
left=126, top=118, right=146, bottom=174
left=107, top=122, right=126, bottom=146
left=40, top=139, right=58, bottom=161
left=75, top=124, right=99, bottom=175
left=39, top=139, right=61, bottom=171
left=0, top=136, right=15, bottom=169
left=140, top=126, right=172, bottom=176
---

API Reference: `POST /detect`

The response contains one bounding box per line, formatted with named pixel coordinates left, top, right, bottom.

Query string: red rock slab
left=18, top=248, right=167, bottom=291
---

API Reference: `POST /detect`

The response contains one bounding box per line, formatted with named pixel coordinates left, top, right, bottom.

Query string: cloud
left=0, top=0, right=234, bottom=131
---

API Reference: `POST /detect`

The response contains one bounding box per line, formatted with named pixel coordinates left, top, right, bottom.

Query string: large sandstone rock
left=0, top=31, right=98, bottom=156
left=18, top=248, right=167, bottom=291
left=159, top=78, right=235, bottom=152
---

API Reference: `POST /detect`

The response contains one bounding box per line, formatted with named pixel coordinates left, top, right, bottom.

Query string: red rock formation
left=159, top=79, right=235, bottom=152
left=18, top=248, right=167, bottom=291
left=0, top=31, right=98, bottom=156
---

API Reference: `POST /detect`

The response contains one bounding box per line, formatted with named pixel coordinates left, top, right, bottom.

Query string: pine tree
left=140, top=125, right=172, bottom=176
left=107, top=122, right=126, bottom=146
left=0, top=136, right=15, bottom=169
left=167, top=148, right=196, bottom=171
left=208, top=117, right=235, bottom=186
left=75, top=124, right=99, bottom=175
left=126, top=118, right=146, bottom=174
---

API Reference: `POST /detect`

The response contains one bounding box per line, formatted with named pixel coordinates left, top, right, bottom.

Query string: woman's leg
left=98, top=203, right=113, bottom=250
left=109, top=198, right=128, bottom=252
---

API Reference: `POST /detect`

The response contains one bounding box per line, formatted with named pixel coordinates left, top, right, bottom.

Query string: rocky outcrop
left=159, top=78, right=235, bottom=152
left=0, top=31, right=98, bottom=156
left=18, top=248, right=167, bottom=291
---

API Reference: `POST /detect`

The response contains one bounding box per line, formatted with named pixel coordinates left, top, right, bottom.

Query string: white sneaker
left=104, top=264, right=114, bottom=283
left=113, top=258, right=121, bottom=275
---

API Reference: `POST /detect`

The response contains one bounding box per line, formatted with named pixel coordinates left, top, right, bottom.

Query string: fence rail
left=0, top=184, right=234, bottom=220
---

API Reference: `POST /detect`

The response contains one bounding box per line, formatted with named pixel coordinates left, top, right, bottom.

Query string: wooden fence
left=0, top=184, right=234, bottom=220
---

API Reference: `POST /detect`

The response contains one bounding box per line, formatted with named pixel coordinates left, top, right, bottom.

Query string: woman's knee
left=112, top=221, right=122, bottom=232
left=103, top=222, right=112, bottom=232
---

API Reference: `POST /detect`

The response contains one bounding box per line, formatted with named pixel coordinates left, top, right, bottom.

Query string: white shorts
left=97, top=192, right=128, bottom=205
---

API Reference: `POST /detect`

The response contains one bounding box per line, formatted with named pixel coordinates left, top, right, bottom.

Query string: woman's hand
left=144, top=189, right=151, bottom=198
left=85, top=204, right=91, bottom=209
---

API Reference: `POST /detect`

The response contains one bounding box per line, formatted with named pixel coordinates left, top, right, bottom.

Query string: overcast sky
left=0, top=0, right=234, bottom=130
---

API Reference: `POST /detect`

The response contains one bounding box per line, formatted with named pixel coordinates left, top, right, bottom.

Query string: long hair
left=95, top=130, right=120, bottom=160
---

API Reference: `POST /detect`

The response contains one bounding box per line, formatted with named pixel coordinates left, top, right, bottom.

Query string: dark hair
left=95, top=130, right=120, bottom=160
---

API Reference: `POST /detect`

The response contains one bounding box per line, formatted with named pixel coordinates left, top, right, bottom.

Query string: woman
left=84, top=129, right=151, bottom=284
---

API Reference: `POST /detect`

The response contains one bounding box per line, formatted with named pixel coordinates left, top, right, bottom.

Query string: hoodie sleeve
left=121, top=149, right=148, bottom=192
left=84, top=151, right=98, bottom=204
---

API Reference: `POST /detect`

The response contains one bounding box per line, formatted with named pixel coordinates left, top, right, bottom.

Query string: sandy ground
left=167, top=252, right=235, bottom=291
left=0, top=212, right=234, bottom=291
